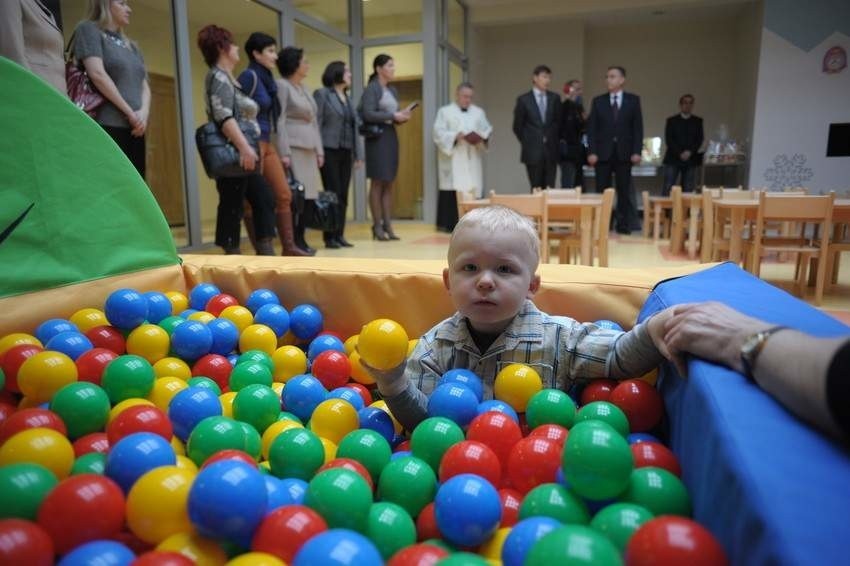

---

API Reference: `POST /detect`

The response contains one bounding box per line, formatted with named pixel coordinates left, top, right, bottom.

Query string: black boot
left=294, top=219, right=316, bottom=256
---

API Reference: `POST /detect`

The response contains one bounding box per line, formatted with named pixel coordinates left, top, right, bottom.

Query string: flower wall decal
left=763, top=154, right=814, bottom=190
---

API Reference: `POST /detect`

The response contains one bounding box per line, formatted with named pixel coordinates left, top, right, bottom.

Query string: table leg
left=729, top=208, right=745, bottom=266
left=653, top=203, right=661, bottom=241
left=580, top=207, right=593, bottom=266
left=687, top=200, right=700, bottom=259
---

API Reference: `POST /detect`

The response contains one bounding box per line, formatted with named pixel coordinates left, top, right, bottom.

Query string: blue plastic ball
left=264, top=475, right=298, bottom=512
left=502, top=516, right=562, bottom=566
left=289, top=304, right=324, bottom=340
left=104, top=288, right=148, bottom=330
left=246, top=288, right=281, bottom=314
left=207, top=318, right=239, bottom=355
left=105, top=432, right=176, bottom=492
left=179, top=309, right=199, bottom=319
left=188, top=460, right=267, bottom=547
left=278, top=477, right=309, bottom=505
left=435, top=473, right=502, bottom=547
left=627, top=432, right=662, bottom=445
left=427, top=383, right=479, bottom=428
left=293, top=529, right=383, bottom=566
left=307, top=334, right=345, bottom=360
left=358, top=406, right=395, bottom=443
left=227, top=353, right=240, bottom=366
left=328, top=387, right=366, bottom=411
left=169, top=386, right=223, bottom=441
left=45, top=331, right=93, bottom=360
left=439, top=369, right=484, bottom=402
left=35, top=318, right=79, bottom=344
left=57, top=540, right=135, bottom=566
left=254, top=304, right=290, bottom=338
left=594, top=319, right=624, bottom=332
left=280, top=374, right=328, bottom=422
left=477, top=399, right=520, bottom=423
left=188, top=283, right=221, bottom=311
left=391, top=450, right=411, bottom=461
left=170, top=321, right=213, bottom=361
left=144, top=291, right=173, bottom=324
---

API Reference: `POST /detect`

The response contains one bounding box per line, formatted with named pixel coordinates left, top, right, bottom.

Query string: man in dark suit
left=587, top=66, right=644, bottom=234
left=662, top=94, right=703, bottom=195
left=513, top=65, right=562, bottom=190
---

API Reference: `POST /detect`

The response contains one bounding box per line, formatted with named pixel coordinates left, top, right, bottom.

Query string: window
left=448, top=0, right=465, bottom=51
left=364, top=0, right=422, bottom=39
left=294, top=24, right=350, bottom=93
left=293, top=0, right=349, bottom=34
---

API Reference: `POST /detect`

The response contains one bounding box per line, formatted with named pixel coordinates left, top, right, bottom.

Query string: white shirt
left=610, top=90, right=623, bottom=107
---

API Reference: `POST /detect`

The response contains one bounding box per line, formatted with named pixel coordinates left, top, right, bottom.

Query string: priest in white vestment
left=433, top=82, right=493, bottom=232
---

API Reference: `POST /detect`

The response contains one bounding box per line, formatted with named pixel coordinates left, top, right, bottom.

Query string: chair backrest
left=489, top=190, right=549, bottom=261
left=720, top=188, right=754, bottom=200
left=545, top=187, right=582, bottom=198
left=456, top=190, right=474, bottom=218
left=757, top=192, right=835, bottom=222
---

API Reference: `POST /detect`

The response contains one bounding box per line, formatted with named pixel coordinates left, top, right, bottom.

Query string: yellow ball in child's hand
left=357, top=318, right=409, bottom=371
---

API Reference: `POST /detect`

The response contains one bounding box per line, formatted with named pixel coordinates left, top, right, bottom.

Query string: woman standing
left=197, top=24, right=276, bottom=255
left=314, top=61, right=361, bottom=248
left=237, top=32, right=309, bottom=256
left=358, top=53, right=410, bottom=241
left=73, top=0, right=149, bottom=177
left=275, top=46, right=324, bottom=255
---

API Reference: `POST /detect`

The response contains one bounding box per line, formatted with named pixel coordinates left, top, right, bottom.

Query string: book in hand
left=464, top=131, right=485, bottom=144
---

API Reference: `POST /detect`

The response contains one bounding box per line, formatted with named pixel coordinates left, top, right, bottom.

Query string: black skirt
left=365, top=124, right=398, bottom=182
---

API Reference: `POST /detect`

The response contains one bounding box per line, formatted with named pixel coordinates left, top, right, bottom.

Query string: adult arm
left=586, top=98, right=598, bottom=164
left=630, top=95, right=644, bottom=161
left=131, top=78, right=150, bottom=137
left=512, top=96, right=525, bottom=142
left=359, top=82, right=394, bottom=123
left=433, top=107, right=459, bottom=156
left=274, top=80, right=291, bottom=164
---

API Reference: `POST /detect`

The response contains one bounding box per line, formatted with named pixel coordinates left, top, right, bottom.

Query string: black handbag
left=358, top=122, right=384, bottom=140
left=305, top=191, right=340, bottom=232
left=195, top=74, right=260, bottom=179
left=287, top=166, right=306, bottom=216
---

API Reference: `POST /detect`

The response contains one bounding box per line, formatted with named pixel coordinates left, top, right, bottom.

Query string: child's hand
left=358, top=353, right=407, bottom=397
left=646, top=307, right=688, bottom=377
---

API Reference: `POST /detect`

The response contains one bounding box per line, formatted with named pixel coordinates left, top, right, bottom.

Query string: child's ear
left=443, top=268, right=451, bottom=291
left=527, top=273, right=541, bottom=298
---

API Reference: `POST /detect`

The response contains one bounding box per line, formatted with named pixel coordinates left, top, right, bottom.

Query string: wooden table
left=649, top=192, right=702, bottom=258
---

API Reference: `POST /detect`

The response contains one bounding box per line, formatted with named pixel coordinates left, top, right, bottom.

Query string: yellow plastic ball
left=261, top=419, right=303, bottom=460
left=494, top=363, right=543, bottom=412
left=156, top=531, right=227, bottom=566
left=357, top=319, right=409, bottom=370
left=239, top=324, right=277, bottom=356
left=226, top=552, right=286, bottom=566
left=175, top=455, right=196, bottom=472
left=127, top=466, right=196, bottom=544
left=370, top=399, right=402, bottom=435
left=153, top=357, right=192, bottom=380
left=188, top=311, right=215, bottom=324
left=69, top=308, right=108, bottom=333
left=148, top=376, right=189, bottom=412
left=271, top=345, right=307, bottom=383
left=640, top=368, right=659, bottom=386
left=0, top=333, right=42, bottom=356
left=219, top=391, right=237, bottom=418
left=165, top=291, right=189, bottom=316
left=311, top=399, right=359, bottom=445
left=0, top=428, right=75, bottom=479
left=320, top=437, right=338, bottom=464
left=17, top=351, right=78, bottom=404
left=348, top=351, right=376, bottom=385
left=407, top=339, right=419, bottom=356
left=220, top=305, right=254, bottom=333
left=271, top=382, right=285, bottom=397
left=343, top=334, right=359, bottom=355
left=17, top=396, right=42, bottom=410
left=172, top=437, right=187, bottom=457
left=479, top=527, right=511, bottom=560
left=126, top=324, right=171, bottom=364
left=109, top=398, right=156, bottom=423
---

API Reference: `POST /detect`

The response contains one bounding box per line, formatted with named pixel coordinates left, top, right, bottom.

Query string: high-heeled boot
left=372, top=224, right=389, bottom=241
left=277, top=210, right=311, bottom=256
left=294, top=218, right=316, bottom=256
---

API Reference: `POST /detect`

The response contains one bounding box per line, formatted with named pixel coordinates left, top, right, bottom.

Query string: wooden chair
left=825, top=222, right=850, bottom=290
left=456, top=190, right=486, bottom=218
left=642, top=190, right=670, bottom=240
left=699, top=188, right=722, bottom=262
left=554, top=188, right=615, bottom=267
left=489, top=190, right=550, bottom=263
left=669, top=185, right=688, bottom=253
left=747, top=191, right=835, bottom=305
left=544, top=187, right=582, bottom=198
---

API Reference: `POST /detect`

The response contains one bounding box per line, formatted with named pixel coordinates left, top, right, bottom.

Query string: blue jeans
left=663, top=163, right=697, bottom=195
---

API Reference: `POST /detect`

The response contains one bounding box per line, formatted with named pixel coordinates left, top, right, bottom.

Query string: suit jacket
left=663, top=114, right=704, bottom=166
left=358, top=79, right=398, bottom=125
left=0, top=0, right=65, bottom=94
left=314, top=86, right=361, bottom=160
left=512, top=89, right=561, bottom=164
left=559, top=98, right=585, bottom=162
left=587, top=91, right=643, bottom=161
left=274, top=78, right=323, bottom=158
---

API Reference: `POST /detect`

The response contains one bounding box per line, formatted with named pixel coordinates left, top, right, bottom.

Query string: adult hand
left=680, top=150, right=691, bottom=161
left=456, top=132, right=465, bottom=143
left=130, top=110, right=148, bottom=137
left=630, top=154, right=641, bottom=165
left=281, top=155, right=291, bottom=168
left=126, top=110, right=143, bottom=132
left=587, top=154, right=598, bottom=166
left=239, top=145, right=258, bottom=172
left=317, top=154, right=325, bottom=168
left=394, top=110, right=411, bottom=124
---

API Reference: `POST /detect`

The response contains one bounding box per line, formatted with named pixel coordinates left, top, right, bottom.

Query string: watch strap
left=741, top=325, right=788, bottom=379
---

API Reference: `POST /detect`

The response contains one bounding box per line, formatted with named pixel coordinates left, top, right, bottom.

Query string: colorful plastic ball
left=347, top=382, right=373, bottom=407
left=35, top=318, right=78, bottom=344
left=328, top=387, right=365, bottom=411
left=251, top=504, right=327, bottom=562
left=416, top=502, right=442, bottom=542
left=494, top=364, right=543, bottom=412
left=171, top=321, right=213, bottom=362
left=246, top=289, right=280, bottom=314
left=281, top=374, right=328, bottom=422
left=519, top=482, right=589, bottom=524
left=187, top=459, right=267, bottom=546
left=238, top=325, right=277, bottom=356
left=202, top=449, right=258, bottom=471
left=0, top=427, right=74, bottom=479
left=17, top=351, right=78, bottom=404
left=466, top=411, right=523, bottom=467
left=252, top=304, right=290, bottom=338
left=630, top=442, right=681, bottom=477
left=307, top=334, right=345, bottom=360
left=502, top=516, right=561, bottom=566
left=152, top=357, right=190, bottom=380
left=191, top=354, right=232, bottom=388
left=276, top=477, right=308, bottom=506
left=576, top=401, right=630, bottom=437
left=139, top=291, right=171, bottom=325
left=609, top=379, right=664, bottom=433
left=158, top=315, right=186, bottom=336
left=109, top=398, right=155, bottom=423
left=207, top=318, right=240, bottom=356
left=56, top=540, right=135, bottom=566
left=188, top=310, right=216, bottom=325
left=357, top=318, right=408, bottom=371
left=205, top=293, right=240, bottom=317
left=269, top=345, right=306, bottom=383
left=0, top=332, right=42, bottom=356
left=439, top=440, right=501, bottom=487
left=434, top=473, right=501, bottom=547
left=126, top=465, right=194, bottom=545
left=37, top=474, right=126, bottom=554
left=45, top=331, right=93, bottom=361
left=293, top=529, right=382, bottom=566
left=186, top=416, right=248, bottom=467
left=348, top=351, right=376, bottom=385
left=134, top=551, right=194, bottom=566
left=219, top=306, right=255, bottom=335
left=427, top=383, right=479, bottom=428
left=1, top=343, right=43, bottom=393
left=148, top=376, right=189, bottom=412
left=229, top=385, right=278, bottom=435
left=0, top=407, right=67, bottom=444
left=526, top=389, right=576, bottom=430
left=594, top=319, right=624, bottom=331
left=228, top=361, right=272, bottom=392
left=105, top=431, right=176, bottom=492
left=289, top=305, right=324, bottom=341
left=156, top=531, right=228, bottom=565
left=105, top=288, right=149, bottom=330
left=108, top=404, right=173, bottom=445
left=238, top=350, right=275, bottom=372
left=377, top=455, right=437, bottom=519
left=410, top=416, right=465, bottom=473
left=162, top=291, right=188, bottom=315
left=188, top=283, right=221, bottom=311
left=73, top=432, right=110, bottom=457
left=438, top=369, right=484, bottom=402
left=268, top=428, right=325, bottom=480
left=304, top=468, right=373, bottom=532
left=580, top=379, right=618, bottom=406
left=70, top=451, right=106, bottom=475
left=311, top=350, right=351, bottom=390
left=75, top=347, right=119, bottom=385
left=477, top=399, right=520, bottom=422
left=310, top=399, right=358, bottom=444
left=628, top=432, right=661, bottom=445
left=0, top=518, right=54, bottom=566
left=357, top=406, right=395, bottom=443
left=367, top=501, right=416, bottom=559
left=85, top=325, right=126, bottom=354
left=525, top=524, right=622, bottom=566
left=498, top=488, right=523, bottom=527
left=49, top=381, right=110, bottom=439
left=0, top=463, right=58, bottom=520
left=625, top=516, right=727, bottom=566
left=387, top=543, right=449, bottom=566
left=618, top=467, right=691, bottom=517
left=563, top=420, right=633, bottom=501
left=260, top=419, right=303, bottom=460
left=336, top=429, right=392, bottom=484
left=589, top=502, right=654, bottom=552
left=101, top=354, right=155, bottom=404
left=529, top=423, right=569, bottom=446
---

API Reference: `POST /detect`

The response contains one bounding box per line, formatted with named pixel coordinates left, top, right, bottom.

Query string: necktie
left=538, top=93, right=547, bottom=122
left=611, top=95, right=619, bottom=122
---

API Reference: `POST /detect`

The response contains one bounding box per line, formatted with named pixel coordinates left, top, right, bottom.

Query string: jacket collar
left=434, top=300, right=545, bottom=356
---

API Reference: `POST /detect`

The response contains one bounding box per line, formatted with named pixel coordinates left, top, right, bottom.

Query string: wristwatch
left=740, top=325, right=788, bottom=379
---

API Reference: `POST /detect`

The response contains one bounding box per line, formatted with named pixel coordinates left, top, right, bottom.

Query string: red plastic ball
left=580, top=378, right=618, bottom=406
left=317, top=457, right=374, bottom=491
left=0, top=519, right=54, bottom=566
left=192, top=354, right=232, bottom=390
left=311, top=350, right=352, bottom=390
left=625, top=516, right=728, bottom=566
left=438, top=440, right=501, bottom=487
left=133, top=551, right=195, bottom=566
left=73, top=432, right=110, bottom=457
left=0, top=408, right=68, bottom=444
left=205, top=294, right=240, bottom=317
left=395, top=439, right=411, bottom=453
left=631, top=442, right=682, bottom=477
left=111, top=528, right=152, bottom=555
left=528, top=423, right=569, bottom=447
left=37, top=474, right=126, bottom=554
left=466, top=411, right=523, bottom=467
left=387, top=543, right=449, bottom=566
left=506, top=436, right=562, bottom=494
left=0, top=403, right=14, bottom=429
left=347, top=383, right=372, bottom=407
left=107, top=405, right=173, bottom=445
left=498, top=488, right=523, bottom=527
left=201, top=449, right=259, bottom=470
left=252, top=505, right=328, bottom=563
left=85, top=325, right=126, bottom=354
left=1, top=344, right=43, bottom=393
left=75, top=348, right=119, bottom=385
left=415, top=502, right=440, bottom=541
left=610, top=379, right=664, bottom=432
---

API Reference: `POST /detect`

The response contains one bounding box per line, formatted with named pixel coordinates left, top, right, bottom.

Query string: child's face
left=443, top=224, right=541, bottom=334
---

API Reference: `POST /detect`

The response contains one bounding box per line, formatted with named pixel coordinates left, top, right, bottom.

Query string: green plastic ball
left=526, top=389, right=576, bottom=429
left=268, top=427, right=324, bottom=480
left=239, top=421, right=262, bottom=460
left=187, top=376, right=222, bottom=395
left=0, top=462, right=58, bottom=520
left=367, top=501, right=417, bottom=559
left=525, top=525, right=623, bottom=566
left=576, top=402, right=630, bottom=437
left=305, top=468, right=373, bottom=532
left=618, top=467, right=691, bottom=517
left=237, top=350, right=274, bottom=372
left=519, top=483, right=590, bottom=524
left=186, top=416, right=247, bottom=467
left=49, top=382, right=111, bottom=439
left=101, top=354, right=155, bottom=403
left=411, top=417, right=465, bottom=473
left=377, top=455, right=437, bottom=518
left=229, top=361, right=273, bottom=392
left=589, top=502, right=654, bottom=551
left=336, top=429, right=392, bottom=483
left=562, top=420, right=633, bottom=501
left=437, top=552, right=490, bottom=565
left=70, top=452, right=107, bottom=476
left=232, top=384, right=279, bottom=434
left=158, top=315, right=185, bottom=336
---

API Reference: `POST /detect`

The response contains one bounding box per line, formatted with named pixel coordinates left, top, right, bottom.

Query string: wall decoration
left=763, top=154, right=813, bottom=190
left=822, top=45, right=847, bottom=74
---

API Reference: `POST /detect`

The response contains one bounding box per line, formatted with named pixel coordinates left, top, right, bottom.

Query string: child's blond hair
left=450, top=205, right=540, bottom=268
